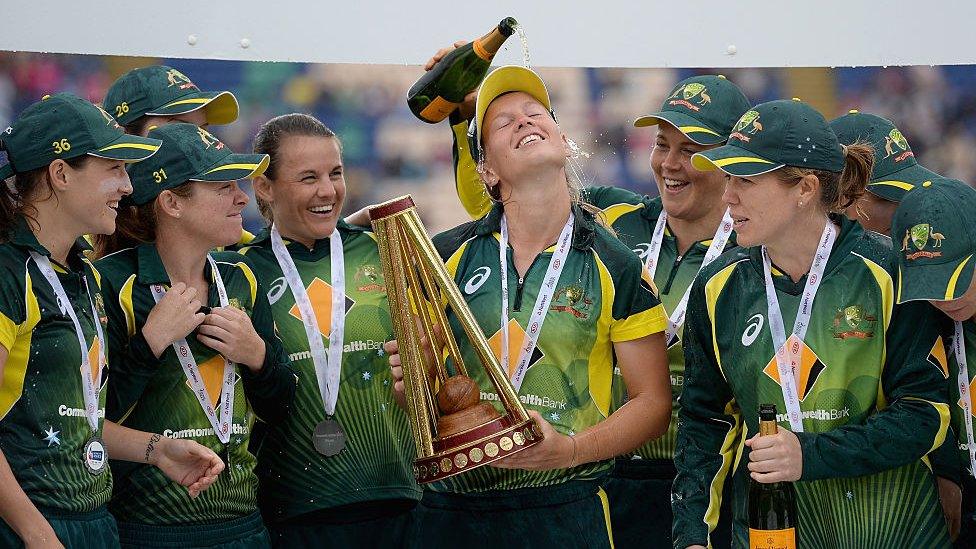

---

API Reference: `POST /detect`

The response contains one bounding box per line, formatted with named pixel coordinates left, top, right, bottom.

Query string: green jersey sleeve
left=583, top=185, right=643, bottom=210
left=672, top=270, right=742, bottom=549
left=796, top=298, right=951, bottom=480
left=102, top=272, right=159, bottom=422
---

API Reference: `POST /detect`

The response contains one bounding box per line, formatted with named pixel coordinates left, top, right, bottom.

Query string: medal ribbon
left=269, top=225, right=345, bottom=417
left=761, top=221, right=836, bottom=432
left=952, top=320, right=976, bottom=478
left=149, top=255, right=234, bottom=443
left=30, top=252, right=105, bottom=434
left=644, top=209, right=735, bottom=342
left=499, top=212, right=574, bottom=391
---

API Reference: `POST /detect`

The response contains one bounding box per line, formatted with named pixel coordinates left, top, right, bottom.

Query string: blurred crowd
left=1, top=52, right=973, bottom=233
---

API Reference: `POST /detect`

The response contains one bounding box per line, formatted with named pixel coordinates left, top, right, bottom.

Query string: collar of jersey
left=135, top=242, right=220, bottom=287
left=476, top=202, right=596, bottom=251
left=746, top=213, right=858, bottom=296
left=641, top=197, right=738, bottom=253
left=9, top=218, right=90, bottom=271
left=248, top=219, right=365, bottom=257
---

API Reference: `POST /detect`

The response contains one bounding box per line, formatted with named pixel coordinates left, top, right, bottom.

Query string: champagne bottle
left=748, top=404, right=798, bottom=549
left=407, top=17, right=518, bottom=123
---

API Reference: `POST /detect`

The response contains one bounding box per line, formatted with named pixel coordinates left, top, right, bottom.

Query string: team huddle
left=0, top=45, right=973, bottom=549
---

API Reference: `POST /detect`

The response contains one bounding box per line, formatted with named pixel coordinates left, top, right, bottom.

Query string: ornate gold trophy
left=370, top=196, right=542, bottom=483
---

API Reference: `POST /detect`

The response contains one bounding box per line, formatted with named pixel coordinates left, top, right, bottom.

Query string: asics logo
left=464, top=266, right=491, bottom=294
left=633, top=243, right=652, bottom=262
left=267, top=277, right=288, bottom=305
left=742, top=313, right=764, bottom=347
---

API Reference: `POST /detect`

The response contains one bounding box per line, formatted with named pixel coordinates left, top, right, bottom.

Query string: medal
left=312, top=418, right=347, bottom=456
left=83, top=436, right=107, bottom=475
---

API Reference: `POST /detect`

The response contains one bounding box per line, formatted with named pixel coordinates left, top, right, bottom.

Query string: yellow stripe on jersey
left=856, top=253, right=894, bottom=409
left=0, top=275, right=41, bottom=421
left=232, top=261, right=258, bottom=307
left=904, top=398, right=950, bottom=456
left=611, top=305, right=666, bottom=342
left=600, top=202, right=643, bottom=227
left=0, top=310, right=16, bottom=352
left=597, top=487, right=616, bottom=549
left=704, top=400, right=742, bottom=542
left=589, top=252, right=616, bottom=417
left=444, top=241, right=471, bottom=279
left=120, top=274, right=138, bottom=338
left=85, top=260, right=102, bottom=289
left=704, top=259, right=747, bottom=378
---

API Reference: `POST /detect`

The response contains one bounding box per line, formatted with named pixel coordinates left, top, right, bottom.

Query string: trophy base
left=413, top=416, right=543, bottom=484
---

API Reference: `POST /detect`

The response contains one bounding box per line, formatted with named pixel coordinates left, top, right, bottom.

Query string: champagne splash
left=514, top=25, right=531, bottom=68
left=565, top=138, right=593, bottom=189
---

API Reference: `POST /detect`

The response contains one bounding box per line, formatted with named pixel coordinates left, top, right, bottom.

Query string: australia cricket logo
left=730, top=110, right=763, bottom=143
left=831, top=304, right=877, bottom=339
left=166, top=69, right=197, bottom=90
left=197, top=127, right=225, bottom=150
left=902, top=223, right=944, bottom=260
left=355, top=264, right=385, bottom=292
left=883, top=129, right=913, bottom=163
left=550, top=284, right=593, bottom=320
left=667, top=82, right=711, bottom=112
left=95, top=104, right=121, bottom=129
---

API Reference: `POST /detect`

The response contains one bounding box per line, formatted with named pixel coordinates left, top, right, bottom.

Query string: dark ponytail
left=777, top=140, right=875, bottom=213
left=0, top=156, right=88, bottom=241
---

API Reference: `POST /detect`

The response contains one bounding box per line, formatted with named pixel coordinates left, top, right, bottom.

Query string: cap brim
left=897, top=254, right=976, bottom=303
left=691, top=144, right=784, bottom=177
left=633, top=111, right=725, bottom=146
left=190, top=153, right=269, bottom=182
left=89, top=134, right=161, bottom=162
left=868, top=163, right=942, bottom=202
left=475, top=66, right=551, bottom=146
left=146, top=91, right=240, bottom=126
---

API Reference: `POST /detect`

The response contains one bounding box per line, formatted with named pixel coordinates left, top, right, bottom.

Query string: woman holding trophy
left=385, top=65, right=672, bottom=548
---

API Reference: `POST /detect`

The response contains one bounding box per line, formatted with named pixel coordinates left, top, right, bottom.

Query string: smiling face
left=255, top=135, right=345, bottom=247
left=650, top=122, right=728, bottom=222
left=480, top=91, right=570, bottom=192
left=59, top=156, right=134, bottom=236
left=723, top=171, right=806, bottom=248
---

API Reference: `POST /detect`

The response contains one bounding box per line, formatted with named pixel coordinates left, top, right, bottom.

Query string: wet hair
left=0, top=154, right=90, bottom=240
left=251, top=113, right=339, bottom=223
left=776, top=142, right=875, bottom=212
left=91, top=182, right=194, bottom=258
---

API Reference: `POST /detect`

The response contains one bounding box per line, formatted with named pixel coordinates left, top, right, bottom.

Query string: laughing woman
left=0, top=95, right=223, bottom=548
left=93, top=123, right=297, bottom=548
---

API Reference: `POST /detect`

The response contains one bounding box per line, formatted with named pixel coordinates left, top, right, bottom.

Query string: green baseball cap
left=893, top=178, right=976, bottom=303
left=829, top=110, right=941, bottom=202
left=692, top=98, right=844, bottom=177
left=103, top=66, right=239, bottom=127
left=0, top=93, right=161, bottom=181
left=633, top=74, right=751, bottom=145
left=128, top=123, right=268, bottom=205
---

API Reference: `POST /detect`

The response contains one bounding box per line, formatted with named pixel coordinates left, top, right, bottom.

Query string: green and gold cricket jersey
left=237, top=222, right=420, bottom=522
left=0, top=221, right=112, bottom=512
left=673, top=216, right=951, bottom=549
left=431, top=203, right=667, bottom=493
left=96, top=244, right=296, bottom=525
left=587, top=185, right=737, bottom=462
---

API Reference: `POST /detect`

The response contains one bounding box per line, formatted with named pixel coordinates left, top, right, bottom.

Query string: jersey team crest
left=550, top=284, right=593, bottom=320
left=354, top=264, right=385, bottom=292
left=831, top=304, right=877, bottom=339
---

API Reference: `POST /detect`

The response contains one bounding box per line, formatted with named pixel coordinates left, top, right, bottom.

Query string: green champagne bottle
left=407, top=17, right=518, bottom=123
left=748, top=404, right=798, bottom=549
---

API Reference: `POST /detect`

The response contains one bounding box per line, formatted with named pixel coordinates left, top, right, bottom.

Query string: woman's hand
left=196, top=306, right=266, bottom=372
left=937, top=476, right=962, bottom=541
left=21, top=521, right=63, bottom=549
left=143, top=282, right=205, bottom=358
left=385, top=320, right=444, bottom=409
left=745, top=428, right=803, bottom=483
left=147, top=436, right=224, bottom=498
left=424, top=40, right=478, bottom=120
left=491, top=411, right=575, bottom=471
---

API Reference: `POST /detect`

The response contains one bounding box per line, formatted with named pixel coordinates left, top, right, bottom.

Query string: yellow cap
left=474, top=65, right=552, bottom=148
left=849, top=109, right=859, bottom=114
left=792, top=97, right=802, bottom=102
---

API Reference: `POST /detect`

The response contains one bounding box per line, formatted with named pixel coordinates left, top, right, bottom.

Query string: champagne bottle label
left=420, top=97, right=461, bottom=122
left=748, top=527, right=796, bottom=549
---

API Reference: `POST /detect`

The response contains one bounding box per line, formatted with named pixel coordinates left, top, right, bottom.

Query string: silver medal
left=83, top=436, right=107, bottom=475
left=312, top=418, right=346, bottom=456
